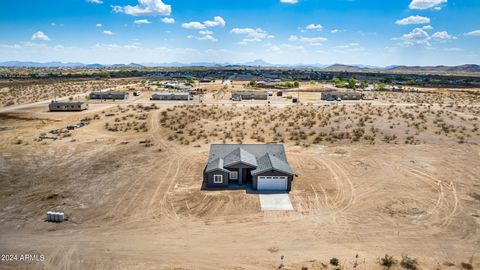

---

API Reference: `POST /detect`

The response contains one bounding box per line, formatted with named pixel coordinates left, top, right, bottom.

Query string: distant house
left=321, top=91, right=363, bottom=101
left=49, top=101, right=88, bottom=112
left=204, top=144, right=294, bottom=191
left=231, top=91, right=268, bottom=101
left=89, top=91, right=129, bottom=100
left=151, top=92, right=190, bottom=100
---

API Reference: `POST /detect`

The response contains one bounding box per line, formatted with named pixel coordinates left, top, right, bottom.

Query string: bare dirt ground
left=0, top=83, right=479, bottom=270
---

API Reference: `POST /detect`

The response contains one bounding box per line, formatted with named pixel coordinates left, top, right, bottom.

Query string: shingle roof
left=205, top=158, right=229, bottom=173
left=206, top=144, right=293, bottom=175
left=49, top=101, right=86, bottom=106
left=223, top=147, right=258, bottom=167
left=251, top=153, right=294, bottom=176
left=153, top=92, right=190, bottom=96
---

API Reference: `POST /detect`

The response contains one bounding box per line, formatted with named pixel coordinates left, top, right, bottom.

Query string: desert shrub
left=460, top=262, right=473, bottom=270
left=400, top=255, right=418, bottom=270
left=378, top=254, right=397, bottom=269
left=330, top=257, right=339, bottom=266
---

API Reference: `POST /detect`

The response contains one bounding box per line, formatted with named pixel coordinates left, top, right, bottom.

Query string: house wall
left=205, top=169, right=229, bottom=188
left=90, top=93, right=128, bottom=100
left=225, top=163, right=255, bottom=184
left=49, top=103, right=88, bottom=111
left=152, top=95, right=189, bottom=100
left=252, top=170, right=293, bottom=191
left=232, top=93, right=268, bottom=100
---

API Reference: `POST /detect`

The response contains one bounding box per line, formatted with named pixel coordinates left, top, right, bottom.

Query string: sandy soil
left=0, top=84, right=479, bottom=270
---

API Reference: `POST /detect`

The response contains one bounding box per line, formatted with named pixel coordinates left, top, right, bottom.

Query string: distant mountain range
left=1, top=60, right=479, bottom=74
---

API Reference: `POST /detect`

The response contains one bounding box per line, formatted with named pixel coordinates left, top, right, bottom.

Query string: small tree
left=400, top=255, right=418, bottom=270
left=378, top=254, right=397, bottom=269
left=330, top=257, right=339, bottom=266
left=347, top=77, right=358, bottom=89
left=293, top=80, right=300, bottom=87
left=249, top=80, right=257, bottom=87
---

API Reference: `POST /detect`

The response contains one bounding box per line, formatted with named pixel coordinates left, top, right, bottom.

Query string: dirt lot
left=0, top=83, right=479, bottom=270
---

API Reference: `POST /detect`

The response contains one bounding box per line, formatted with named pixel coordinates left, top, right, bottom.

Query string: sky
left=0, top=0, right=479, bottom=66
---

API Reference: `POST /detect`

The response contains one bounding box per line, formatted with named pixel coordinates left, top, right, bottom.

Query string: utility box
left=46, top=211, right=65, bottom=222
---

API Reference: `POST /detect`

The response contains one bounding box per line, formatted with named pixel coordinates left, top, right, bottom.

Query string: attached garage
left=257, top=176, right=288, bottom=191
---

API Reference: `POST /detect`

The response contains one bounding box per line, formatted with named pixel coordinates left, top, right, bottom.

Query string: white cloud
left=182, top=22, right=205, bottom=29
left=204, top=16, right=226, bottom=28
left=182, top=16, right=226, bottom=30
left=134, top=19, right=151, bottom=24
left=288, top=35, right=327, bottom=46
left=103, top=30, right=114, bottom=35
left=444, top=47, right=463, bottom=52
left=187, top=30, right=218, bottom=42
left=198, top=30, right=217, bottom=42
left=395, top=15, right=430, bottom=25
left=161, top=17, right=175, bottom=24
left=112, top=0, right=171, bottom=17
left=280, top=0, right=298, bottom=3
left=87, top=0, right=103, bottom=4
left=335, top=43, right=360, bottom=49
left=465, top=30, right=480, bottom=36
left=422, top=25, right=433, bottom=30
left=331, top=29, right=345, bottom=33
left=432, top=31, right=456, bottom=40
left=230, top=28, right=274, bottom=44
left=306, top=24, right=323, bottom=31
left=395, top=28, right=430, bottom=46
left=31, top=31, right=50, bottom=41
left=96, top=23, right=102, bottom=28
left=268, top=44, right=305, bottom=53
left=409, top=0, right=447, bottom=10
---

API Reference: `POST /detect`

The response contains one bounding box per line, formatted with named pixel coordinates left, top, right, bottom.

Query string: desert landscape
left=0, top=76, right=479, bottom=270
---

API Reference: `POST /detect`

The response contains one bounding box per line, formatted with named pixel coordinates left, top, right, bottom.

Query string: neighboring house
left=151, top=92, right=190, bottom=100
left=321, top=91, right=363, bottom=100
left=49, top=101, right=88, bottom=111
left=89, top=91, right=129, bottom=100
left=204, top=144, right=294, bottom=191
left=231, top=91, right=268, bottom=101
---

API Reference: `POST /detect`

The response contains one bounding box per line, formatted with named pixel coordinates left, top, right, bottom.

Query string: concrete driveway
left=259, top=193, right=294, bottom=211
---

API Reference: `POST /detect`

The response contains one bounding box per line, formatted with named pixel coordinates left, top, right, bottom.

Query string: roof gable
left=206, top=144, right=293, bottom=175
left=251, top=153, right=294, bottom=176
left=223, top=148, right=257, bottom=167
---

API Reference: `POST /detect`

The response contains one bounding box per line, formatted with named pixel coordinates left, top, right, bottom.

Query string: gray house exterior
left=89, top=91, right=129, bottom=100
left=49, top=101, right=88, bottom=111
left=321, top=91, right=363, bottom=101
left=204, top=144, right=294, bottom=191
left=231, top=91, right=268, bottom=101
left=151, top=92, right=190, bottom=100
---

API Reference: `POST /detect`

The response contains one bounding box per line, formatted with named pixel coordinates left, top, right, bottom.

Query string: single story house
left=204, top=144, right=294, bottom=191
left=49, top=101, right=88, bottom=111
left=231, top=91, right=268, bottom=101
left=151, top=92, right=190, bottom=100
left=321, top=91, right=363, bottom=101
left=89, top=91, right=129, bottom=100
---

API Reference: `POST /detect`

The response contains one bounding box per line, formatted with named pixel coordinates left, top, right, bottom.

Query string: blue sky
left=0, top=0, right=479, bottom=66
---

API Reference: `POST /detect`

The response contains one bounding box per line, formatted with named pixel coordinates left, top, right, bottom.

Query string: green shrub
left=378, top=254, right=397, bottom=269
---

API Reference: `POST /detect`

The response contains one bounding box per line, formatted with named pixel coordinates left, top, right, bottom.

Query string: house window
left=213, top=175, right=223, bottom=183
left=229, top=171, right=238, bottom=180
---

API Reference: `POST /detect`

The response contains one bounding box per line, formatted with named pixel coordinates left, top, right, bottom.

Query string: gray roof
left=153, top=92, right=190, bottom=96
left=251, top=153, right=293, bottom=176
left=90, top=91, right=128, bottom=95
left=50, top=101, right=86, bottom=106
left=206, top=144, right=293, bottom=175
left=223, top=147, right=257, bottom=167
left=205, top=158, right=230, bottom=173
left=232, top=91, right=268, bottom=96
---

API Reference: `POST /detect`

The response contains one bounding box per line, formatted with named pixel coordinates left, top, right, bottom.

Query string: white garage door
left=257, top=176, right=288, bottom=191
